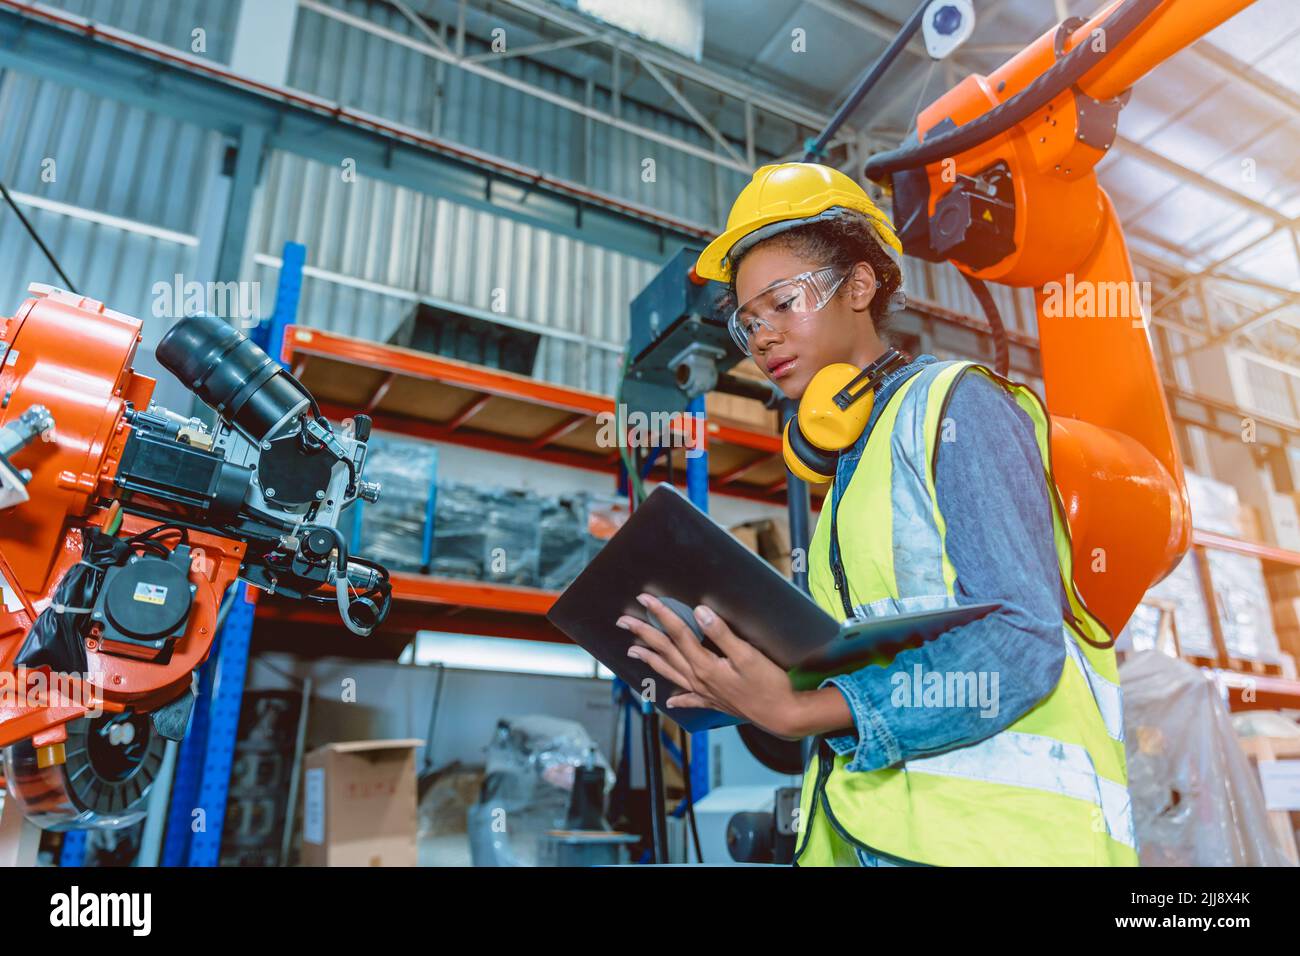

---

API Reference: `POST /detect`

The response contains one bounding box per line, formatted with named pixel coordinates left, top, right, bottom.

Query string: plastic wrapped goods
left=538, top=497, right=587, bottom=591
left=1185, top=471, right=1243, bottom=536
left=354, top=433, right=438, bottom=573
left=584, top=495, right=628, bottom=563
left=433, top=483, right=541, bottom=587
left=467, top=716, right=613, bottom=867
left=538, top=493, right=629, bottom=591
left=1118, top=552, right=1216, bottom=658
left=1205, top=549, right=1282, bottom=663
left=1120, top=650, right=1294, bottom=866
left=1232, top=711, right=1300, bottom=740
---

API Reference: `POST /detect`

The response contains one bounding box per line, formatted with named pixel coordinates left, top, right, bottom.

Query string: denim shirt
left=819, top=354, right=1067, bottom=784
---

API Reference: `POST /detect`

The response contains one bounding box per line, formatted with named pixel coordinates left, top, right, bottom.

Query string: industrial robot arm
left=866, top=0, right=1256, bottom=633
left=0, top=284, right=391, bottom=828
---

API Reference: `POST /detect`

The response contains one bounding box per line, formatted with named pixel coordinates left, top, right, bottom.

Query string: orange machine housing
left=904, top=0, right=1254, bottom=633
left=0, top=285, right=243, bottom=752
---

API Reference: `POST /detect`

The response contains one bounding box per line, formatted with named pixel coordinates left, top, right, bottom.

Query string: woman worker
left=614, top=163, right=1135, bottom=867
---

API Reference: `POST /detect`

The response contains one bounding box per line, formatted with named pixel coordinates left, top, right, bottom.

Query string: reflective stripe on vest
left=902, top=730, right=1136, bottom=850
left=1064, top=633, right=1125, bottom=743
left=800, top=359, right=1137, bottom=866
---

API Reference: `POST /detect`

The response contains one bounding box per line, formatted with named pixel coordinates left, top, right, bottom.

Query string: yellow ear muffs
left=797, top=363, right=876, bottom=452
left=779, top=350, right=907, bottom=483
left=782, top=418, right=838, bottom=484
left=780, top=363, right=873, bottom=483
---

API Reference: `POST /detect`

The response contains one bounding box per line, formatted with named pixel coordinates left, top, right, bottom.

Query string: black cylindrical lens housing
left=157, top=315, right=310, bottom=440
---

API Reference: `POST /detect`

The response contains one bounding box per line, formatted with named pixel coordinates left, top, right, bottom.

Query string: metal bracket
left=1073, top=87, right=1130, bottom=152
left=1053, top=15, right=1132, bottom=153
left=666, top=341, right=724, bottom=400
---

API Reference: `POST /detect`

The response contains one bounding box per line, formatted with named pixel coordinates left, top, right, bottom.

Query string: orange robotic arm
left=0, top=286, right=391, bottom=828
left=867, top=0, right=1256, bottom=633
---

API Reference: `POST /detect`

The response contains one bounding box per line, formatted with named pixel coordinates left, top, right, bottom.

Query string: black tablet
left=546, top=485, right=1001, bottom=731
left=547, top=485, right=839, bottom=731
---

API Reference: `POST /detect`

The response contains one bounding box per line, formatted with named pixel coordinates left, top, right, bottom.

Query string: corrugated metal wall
left=901, top=252, right=1040, bottom=337
left=248, top=149, right=657, bottom=394
left=0, top=73, right=214, bottom=237
left=52, top=0, right=241, bottom=62
left=0, top=70, right=218, bottom=342
left=289, top=0, right=750, bottom=227
left=0, top=0, right=1049, bottom=403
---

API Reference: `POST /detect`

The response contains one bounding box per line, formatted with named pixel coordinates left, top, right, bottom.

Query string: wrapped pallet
left=355, top=433, right=438, bottom=573
left=1120, top=651, right=1293, bottom=866
left=433, top=483, right=542, bottom=587
left=1122, top=471, right=1281, bottom=664
left=1185, top=471, right=1242, bottom=536
left=1118, top=552, right=1216, bottom=658
left=1207, top=549, right=1282, bottom=663
left=537, top=493, right=629, bottom=591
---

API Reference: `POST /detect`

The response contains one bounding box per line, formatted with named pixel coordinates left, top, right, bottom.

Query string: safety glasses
left=727, top=267, right=846, bottom=356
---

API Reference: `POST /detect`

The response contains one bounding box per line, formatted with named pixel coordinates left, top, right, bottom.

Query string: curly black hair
left=726, top=210, right=904, bottom=331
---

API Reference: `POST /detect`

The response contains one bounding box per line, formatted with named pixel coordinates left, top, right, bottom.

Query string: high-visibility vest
left=795, top=360, right=1138, bottom=867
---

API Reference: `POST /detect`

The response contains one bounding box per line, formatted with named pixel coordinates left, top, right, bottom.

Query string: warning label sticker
left=132, top=582, right=169, bottom=605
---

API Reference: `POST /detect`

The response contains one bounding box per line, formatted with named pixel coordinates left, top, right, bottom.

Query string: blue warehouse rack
left=162, top=243, right=306, bottom=866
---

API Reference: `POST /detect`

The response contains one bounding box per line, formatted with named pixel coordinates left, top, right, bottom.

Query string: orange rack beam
left=268, top=326, right=818, bottom=646
left=271, top=327, right=1300, bottom=679
left=1186, top=529, right=1300, bottom=706
left=280, top=325, right=806, bottom=506
left=255, top=573, right=564, bottom=645
left=1191, top=527, right=1300, bottom=569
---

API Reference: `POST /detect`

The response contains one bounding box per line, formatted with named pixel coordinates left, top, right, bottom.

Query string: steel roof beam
left=301, top=0, right=752, bottom=173
left=0, top=3, right=713, bottom=262
left=1189, top=39, right=1300, bottom=124
left=635, top=54, right=746, bottom=166
left=1114, top=135, right=1292, bottom=228
left=475, top=0, right=834, bottom=132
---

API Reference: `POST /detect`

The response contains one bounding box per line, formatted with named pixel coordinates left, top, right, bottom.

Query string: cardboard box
left=1266, top=567, right=1300, bottom=601
left=1238, top=504, right=1263, bottom=543
left=1273, top=598, right=1300, bottom=633
left=1263, top=492, right=1300, bottom=551
left=301, top=739, right=422, bottom=867
left=708, top=361, right=779, bottom=433
left=729, top=516, right=792, bottom=576
left=707, top=392, right=778, bottom=432
left=730, top=524, right=760, bottom=554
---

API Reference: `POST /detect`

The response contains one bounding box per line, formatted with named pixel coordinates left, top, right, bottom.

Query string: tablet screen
left=547, top=485, right=839, bottom=731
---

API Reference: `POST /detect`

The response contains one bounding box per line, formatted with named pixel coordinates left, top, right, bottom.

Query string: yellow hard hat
left=695, top=162, right=902, bottom=283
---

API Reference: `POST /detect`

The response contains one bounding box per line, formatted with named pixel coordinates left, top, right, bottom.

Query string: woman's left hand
left=617, top=593, right=805, bottom=739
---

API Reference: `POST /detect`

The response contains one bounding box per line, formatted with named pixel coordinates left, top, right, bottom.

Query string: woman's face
left=733, top=244, right=878, bottom=401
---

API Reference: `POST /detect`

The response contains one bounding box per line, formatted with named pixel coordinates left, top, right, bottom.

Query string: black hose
left=961, top=273, right=1010, bottom=377
left=642, top=706, right=669, bottom=863
left=803, top=0, right=930, bottom=161
left=678, top=726, right=704, bottom=864
left=864, top=0, right=1164, bottom=181
left=127, top=523, right=191, bottom=546
left=0, top=179, right=78, bottom=293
